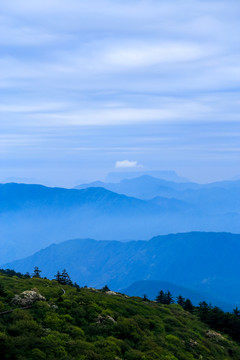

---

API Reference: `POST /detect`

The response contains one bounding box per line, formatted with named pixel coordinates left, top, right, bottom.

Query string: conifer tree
left=33, top=266, right=42, bottom=278
left=177, top=295, right=185, bottom=307
left=54, top=271, right=62, bottom=283
left=156, top=290, right=165, bottom=303
left=24, top=272, right=31, bottom=279
left=233, top=307, right=240, bottom=317
left=184, top=298, right=194, bottom=312
left=60, top=269, right=72, bottom=286
left=73, top=282, right=80, bottom=289
left=165, top=290, right=174, bottom=305
left=143, top=294, right=149, bottom=301
left=102, top=285, right=110, bottom=292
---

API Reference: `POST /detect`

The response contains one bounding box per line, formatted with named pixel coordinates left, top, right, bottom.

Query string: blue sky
left=0, top=0, right=240, bottom=186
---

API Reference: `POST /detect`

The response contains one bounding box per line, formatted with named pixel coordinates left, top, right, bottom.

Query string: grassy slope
left=0, top=274, right=240, bottom=360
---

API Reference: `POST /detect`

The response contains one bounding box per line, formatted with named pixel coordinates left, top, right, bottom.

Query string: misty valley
left=1, top=174, right=240, bottom=359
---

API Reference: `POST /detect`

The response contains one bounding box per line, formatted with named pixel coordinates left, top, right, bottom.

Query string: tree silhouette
left=54, top=271, right=62, bottom=283
left=102, top=285, right=110, bottom=292
left=54, top=269, right=72, bottom=285
left=156, top=290, right=165, bottom=303
left=177, top=295, right=185, bottom=307
left=184, top=298, right=194, bottom=312
left=61, top=269, right=72, bottom=285
left=165, top=290, right=174, bottom=305
left=24, top=272, right=31, bottom=279
left=143, top=294, right=149, bottom=301
left=33, top=266, right=42, bottom=278
left=233, top=307, right=240, bottom=317
left=156, top=290, right=174, bottom=304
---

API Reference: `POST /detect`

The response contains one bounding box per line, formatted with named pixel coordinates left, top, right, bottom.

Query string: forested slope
left=0, top=271, right=240, bottom=359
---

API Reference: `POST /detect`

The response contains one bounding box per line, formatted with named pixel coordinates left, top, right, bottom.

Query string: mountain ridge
left=3, top=231, right=240, bottom=310
left=122, top=280, right=233, bottom=310
left=1, top=180, right=239, bottom=265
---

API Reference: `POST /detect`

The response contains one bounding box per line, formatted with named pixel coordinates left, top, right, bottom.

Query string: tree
left=156, top=290, right=165, bottom=304
left=54, top=271, right=62, bottom=283
left=101, top=285, right=110, bottom=292
left=233, top=307, right=240, bottom=317
left=143, top=294, right=149, bottom=301
left=33, top=267, right=42, bottom=278
left=156, top=290, right=174, bottom=304
left=184, top=299, right=194, bottom=312
left=177, top=295, right=185, bottom=307
left=198, top=301, right=210, bottom=319
left=62, top=269, right=72, bottom=285
left=165, top=290, right=174, bottom=305
left=73, top=282, right=80, bottom=290
left=55, top=269, right=72, bottom=286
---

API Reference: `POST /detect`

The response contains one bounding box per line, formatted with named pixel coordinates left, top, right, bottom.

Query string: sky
left=0, top=0, right=240, bottom=186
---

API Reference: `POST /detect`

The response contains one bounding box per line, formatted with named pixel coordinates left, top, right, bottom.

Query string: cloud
left=115, top=160, right=142, bottom=168
left=104, top=42, right=213, bottom=69
left=0, top=102, right=65, bottom=113
left=0, top=0, right=240, bottom=183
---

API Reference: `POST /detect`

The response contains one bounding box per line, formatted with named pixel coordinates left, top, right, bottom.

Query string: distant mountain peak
left=106, top=170, right=188, bottom=183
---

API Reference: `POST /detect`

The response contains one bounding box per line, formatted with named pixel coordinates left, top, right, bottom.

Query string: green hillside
left=0, top=272, right=240, bottom=360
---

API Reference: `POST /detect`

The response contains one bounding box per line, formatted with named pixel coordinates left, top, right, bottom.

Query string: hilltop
left=0, top=271, right=240, bottom=359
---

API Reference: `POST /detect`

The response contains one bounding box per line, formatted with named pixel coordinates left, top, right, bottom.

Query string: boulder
left=12, top=290, right=46, bottom=307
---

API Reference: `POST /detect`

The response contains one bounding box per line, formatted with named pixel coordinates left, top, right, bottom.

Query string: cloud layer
left=0, top=0, right=240, bottom=184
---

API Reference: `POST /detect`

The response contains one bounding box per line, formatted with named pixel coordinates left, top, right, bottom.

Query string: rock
left=12, top=290, right=46, bottom=306
left=189, top=339, right=198, bottom=347
left=88, top=287, right=99, bottom=292
left=96, top=315, right=105, bottom=324
left=96, top=314, right=116, bottom=324
left=205, top=330, right=224, bottom=342
left=106, top=291, right=119, bottom=296
left=51, top=304, right=58, bottom=310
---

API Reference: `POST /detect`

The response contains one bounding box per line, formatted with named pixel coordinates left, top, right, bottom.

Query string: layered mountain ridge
left=1, top=175, right=240, bottom=264
left=4, top=232, right=240, bottom=310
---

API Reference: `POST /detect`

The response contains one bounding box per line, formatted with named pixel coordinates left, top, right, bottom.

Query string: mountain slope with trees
left=0, top=270, right=240, bottom=359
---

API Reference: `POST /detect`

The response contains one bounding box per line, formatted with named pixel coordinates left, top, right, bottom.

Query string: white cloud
left=0, top=102, right=65, bottom=113
left=104, top=42, right=213, bottom=69
left=115, top=160, right=142, bottom=168
left=0, top=0, right=240, bottom=183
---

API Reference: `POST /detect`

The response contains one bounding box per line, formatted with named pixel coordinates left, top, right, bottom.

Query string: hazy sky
left=1, top=0, right=240, bottom=186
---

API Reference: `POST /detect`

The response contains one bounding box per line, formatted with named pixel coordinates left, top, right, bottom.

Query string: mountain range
left=1, top=175, right=239, bottom=264
left=105, top=169, right=188, bottom=183
left=4, top=232, right=240, bottom=311
left=75, top=175, right=240, bottom=212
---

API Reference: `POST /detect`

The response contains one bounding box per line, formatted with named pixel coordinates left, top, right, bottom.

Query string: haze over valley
left=1, top=173, right=240, bottom=265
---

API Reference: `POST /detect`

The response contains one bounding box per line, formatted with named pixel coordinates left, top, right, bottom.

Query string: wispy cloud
left=0, top=0, right=239, bottom=183
left=104, top=42, right=214, bottom=69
